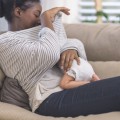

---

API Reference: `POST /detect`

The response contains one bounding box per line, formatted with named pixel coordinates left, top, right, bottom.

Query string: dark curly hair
left=0, top=0, right=40, bottom=22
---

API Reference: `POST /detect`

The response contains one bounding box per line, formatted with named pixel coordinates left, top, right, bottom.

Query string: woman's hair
left=0, top=0, right=40, bottom=22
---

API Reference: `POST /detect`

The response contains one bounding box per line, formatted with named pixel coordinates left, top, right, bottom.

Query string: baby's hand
left=91, top=74, right=100, bottom=82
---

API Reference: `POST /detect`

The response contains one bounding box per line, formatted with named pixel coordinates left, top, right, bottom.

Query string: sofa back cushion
left=65, top=23, right=120, bottom=61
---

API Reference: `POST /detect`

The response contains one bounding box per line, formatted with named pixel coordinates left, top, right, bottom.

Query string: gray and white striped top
left=0, top=13, right=87, bottom=112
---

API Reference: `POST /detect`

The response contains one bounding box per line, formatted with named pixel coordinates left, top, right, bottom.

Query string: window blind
left=79, top=0, right=120, bottom=23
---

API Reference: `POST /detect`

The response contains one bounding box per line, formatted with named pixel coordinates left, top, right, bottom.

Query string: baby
left=59, top=57, right=100, bottom=89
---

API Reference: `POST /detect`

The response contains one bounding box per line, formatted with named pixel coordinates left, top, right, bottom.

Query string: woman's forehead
left=25, top=2, right=42, bottom=11
left=32, top=3, right=42, bottom=11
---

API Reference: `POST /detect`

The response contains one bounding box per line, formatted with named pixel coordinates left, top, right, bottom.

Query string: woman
left=0, top=0, right=120, bottom=117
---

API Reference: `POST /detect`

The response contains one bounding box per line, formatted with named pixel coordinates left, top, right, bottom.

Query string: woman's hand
left=45, top=7, right=70, bottom=22
left=40, top=7, right=70, bottom=31
left=59, top=49, right=80, bottom=73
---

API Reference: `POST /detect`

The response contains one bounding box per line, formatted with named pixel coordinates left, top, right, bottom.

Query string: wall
left=42, top=0, right=79, bottom=23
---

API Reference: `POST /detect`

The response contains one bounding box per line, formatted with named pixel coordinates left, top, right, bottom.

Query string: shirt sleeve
left=61, top=38, right=87, bottom=60
left=53, top=13, right=87, bottom=60
left=53, top=12, right=67, bottom=49
left=38, top=27, right=61, bottom=65
left=0, top=27, right=61, bottom=92
left=26, top=27, right=61, bottom=69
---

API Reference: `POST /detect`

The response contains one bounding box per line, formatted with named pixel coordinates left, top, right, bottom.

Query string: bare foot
left=91, top=74, right=100, bottom=82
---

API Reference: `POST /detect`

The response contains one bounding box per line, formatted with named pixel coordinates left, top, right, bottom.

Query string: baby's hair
left=0, top=0, right=40, bottom=22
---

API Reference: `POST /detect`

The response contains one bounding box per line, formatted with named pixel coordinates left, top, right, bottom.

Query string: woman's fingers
left=59, top=50, right=80, bottom=73
left=64, top=53, right=71, bottom=71
left=67, top=54, right=75, bottom=70
left=59, top=7, right=70, bottom=15
left=59, top=53, right=66, bottom=70
left=64, top=54, right=79, bottom=72
left=61, top=9, right=70, bottom=15
left=75, top=55, right=80, bottom=65
left=45, top=7, right=70, bottom=22
left=55, top=7, right=70, bottom=15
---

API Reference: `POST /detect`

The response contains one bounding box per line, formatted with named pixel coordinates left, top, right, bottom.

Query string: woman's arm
left=52, top=13, right=87, bottom=60
left=41, top=7, right=70, bottom=31
left=58, top=41, right=87, bottom=73
left=61, top=39, right=87, bottom=60
left=52, top=14, right=87, bottom=72
left=35, top=7, right=71, bottom=71
left=53, top=12, right=68, bottom=48
left=60, top=74, right=90, bottom=89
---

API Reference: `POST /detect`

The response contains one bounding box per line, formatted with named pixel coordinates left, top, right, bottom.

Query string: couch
left=0, top=23, right=120, bottom=120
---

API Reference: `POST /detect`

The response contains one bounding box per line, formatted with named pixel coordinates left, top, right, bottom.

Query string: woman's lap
left=35, top=76, right=120, bottom=117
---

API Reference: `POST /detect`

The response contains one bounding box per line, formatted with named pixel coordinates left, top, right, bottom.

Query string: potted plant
left=94, top=0, right=109, bottom=23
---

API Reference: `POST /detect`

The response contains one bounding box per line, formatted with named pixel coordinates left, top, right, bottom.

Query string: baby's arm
left=60, top=74, right=90, bottom=89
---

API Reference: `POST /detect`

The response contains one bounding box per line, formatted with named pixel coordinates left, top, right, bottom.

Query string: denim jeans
left=35, top=76, right=120, bottom=117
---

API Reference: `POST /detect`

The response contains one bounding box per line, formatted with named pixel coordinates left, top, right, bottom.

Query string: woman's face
left=18, top=2, right=42, bottom=29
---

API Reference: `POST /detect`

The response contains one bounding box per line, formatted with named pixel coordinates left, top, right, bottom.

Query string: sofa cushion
left=65, top=23, right=120, bottom=61
left=0, top=77, right=31, bottom=111
left=0, top=102, right=120, bottom=120
left=90, top=61, right=120, bottom=79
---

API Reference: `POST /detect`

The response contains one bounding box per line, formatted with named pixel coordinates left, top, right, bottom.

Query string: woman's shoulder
left=0, top=25, right=41, bottom=37
left=0, top=31, right=12, bottom=38
left=0, top=31, right=10, bottom=36
left=0, top=31, right=16, bottom=40
left=0, top=31, right=26, bottom=46
left=0, top=32, right=15, bottom=46
left=0, top=31, right=7, bottom=35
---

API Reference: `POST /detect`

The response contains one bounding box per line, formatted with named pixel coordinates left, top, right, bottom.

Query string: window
left=79, top=0, right=120, bottom=23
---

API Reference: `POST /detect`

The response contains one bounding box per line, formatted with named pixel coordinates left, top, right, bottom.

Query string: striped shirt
left=0, top=13, right=87, bottom=112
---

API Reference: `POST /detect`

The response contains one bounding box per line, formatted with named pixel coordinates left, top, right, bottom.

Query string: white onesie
left=42, top=57, right=95, bottom=87
left=66, top=57, right=95, bottom=81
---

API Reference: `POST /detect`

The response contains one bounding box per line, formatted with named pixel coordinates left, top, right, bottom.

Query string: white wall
left=41, top=0, right=63, bottom=10
left=42, top=0, right=79, bottom=23
left=62, top=0, right=79, bottom=23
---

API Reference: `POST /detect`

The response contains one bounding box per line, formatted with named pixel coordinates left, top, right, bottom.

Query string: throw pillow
left=0, top=77, right=31, bottom=111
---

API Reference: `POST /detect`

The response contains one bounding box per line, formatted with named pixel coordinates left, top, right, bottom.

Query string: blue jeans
left=35, top=76, right=120, bottom=117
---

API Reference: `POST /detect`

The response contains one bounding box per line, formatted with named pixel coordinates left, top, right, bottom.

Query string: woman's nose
left=37, top=19, right=41, bottom=25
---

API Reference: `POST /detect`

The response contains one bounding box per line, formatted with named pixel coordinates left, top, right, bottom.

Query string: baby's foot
left=91, top=74, right=100, bottom=82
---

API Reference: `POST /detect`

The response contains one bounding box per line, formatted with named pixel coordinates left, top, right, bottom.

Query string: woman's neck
left=8, top=21, right=23, bottom=31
